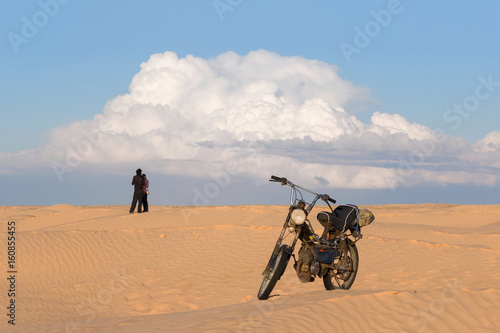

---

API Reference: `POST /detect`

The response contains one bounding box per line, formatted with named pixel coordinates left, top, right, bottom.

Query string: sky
left=1, top=0, right=500, bottom=206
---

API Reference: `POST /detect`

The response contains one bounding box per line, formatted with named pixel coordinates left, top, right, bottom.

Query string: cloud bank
left=7, top=50, right=500, bottom=190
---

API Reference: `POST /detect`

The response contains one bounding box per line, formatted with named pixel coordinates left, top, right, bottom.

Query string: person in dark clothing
left=130, top=168, right=145, bottom=213
left=141, top=174, right=149, bottom=212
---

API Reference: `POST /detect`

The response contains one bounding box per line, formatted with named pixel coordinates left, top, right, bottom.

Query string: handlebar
left=320, top=194, right=337, bottom=204
left=269, top=175, right=288, bottom=185
left=269, top=175, right=336, bottom=204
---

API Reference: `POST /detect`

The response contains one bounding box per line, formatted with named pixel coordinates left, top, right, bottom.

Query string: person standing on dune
left=141, top=173, right=149, bottom=213
left=130, top=168, right=145, bottom=213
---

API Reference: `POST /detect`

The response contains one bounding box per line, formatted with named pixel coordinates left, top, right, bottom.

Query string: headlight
left=291, top=208, right=307, bottom=225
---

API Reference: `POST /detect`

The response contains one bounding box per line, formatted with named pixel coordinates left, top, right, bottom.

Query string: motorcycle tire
left=257, top=245, right=291, bottom=300
left=323, top=240, right=359, bottom=290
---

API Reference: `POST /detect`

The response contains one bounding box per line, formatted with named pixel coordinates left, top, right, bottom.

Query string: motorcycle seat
left=317, top=205, right=358, bottom=232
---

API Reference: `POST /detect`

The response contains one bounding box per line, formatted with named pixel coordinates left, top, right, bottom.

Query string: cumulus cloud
left=5, top=50, right=500, bottom=189
left=475, top=130, right=500, bottom=152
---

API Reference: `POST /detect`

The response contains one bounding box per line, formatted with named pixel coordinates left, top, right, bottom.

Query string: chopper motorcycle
left=257, top=176, right=375, bottom=300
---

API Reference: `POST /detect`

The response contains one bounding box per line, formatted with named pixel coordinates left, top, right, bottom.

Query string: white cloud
left=3, top=50, right=500, bottom=190
left=368, top=112, right=435, bottom=141
left=474, top=130, right=500, bottom=152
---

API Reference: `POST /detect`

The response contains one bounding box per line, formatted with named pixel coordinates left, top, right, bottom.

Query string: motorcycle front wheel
left=323, top=240, right=359, bottom=290
left=257, top=245, right=291, bottom=300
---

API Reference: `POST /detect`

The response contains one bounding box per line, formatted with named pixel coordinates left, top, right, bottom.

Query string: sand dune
left=0, top=204, right=499, bottom=332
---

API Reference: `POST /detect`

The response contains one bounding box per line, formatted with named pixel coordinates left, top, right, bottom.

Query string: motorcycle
left=257, top=176, right=375, bottom=300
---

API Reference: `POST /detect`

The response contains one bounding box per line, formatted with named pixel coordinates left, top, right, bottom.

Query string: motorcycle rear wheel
left=323, top=241, right=359, bottom=290
left=257, top=245, right=291, bottom=300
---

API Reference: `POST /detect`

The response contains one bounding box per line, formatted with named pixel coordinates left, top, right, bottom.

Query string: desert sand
left=1, top=204, right=499, bottom=332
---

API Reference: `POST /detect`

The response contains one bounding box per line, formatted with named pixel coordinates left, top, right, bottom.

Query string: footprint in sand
left=141, top=278, right=160, bottom=288
left=73, top=283, right=89, bottom=291
left=178, top=301, right=198, bottom=310
left=154, top=304, right=172, bottom=312
left=125, top=293, right=142, bottom=301
left=176, top=295, right=198, bottom=310
left=132, top=302, right=150, bottom=313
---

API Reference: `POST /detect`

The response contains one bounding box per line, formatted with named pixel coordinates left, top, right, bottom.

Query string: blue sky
left=1, top=1, right=500, bottom=206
